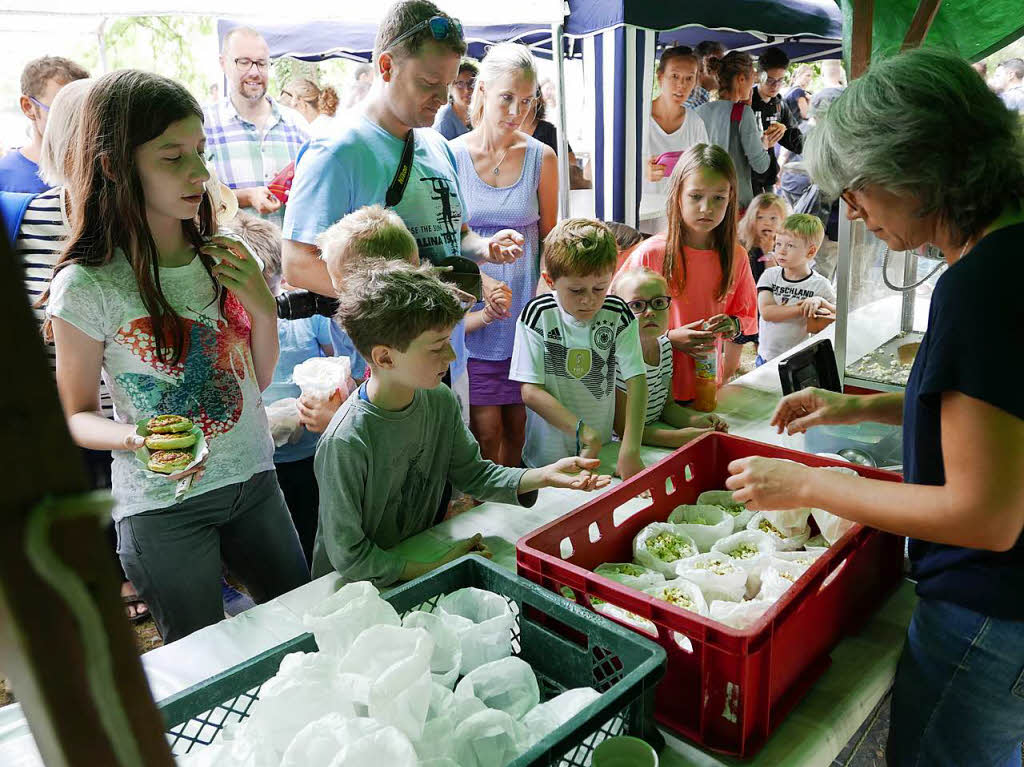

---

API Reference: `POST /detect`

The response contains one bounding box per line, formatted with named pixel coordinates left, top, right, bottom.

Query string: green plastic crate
left=160, top=555, right=667, bottom=766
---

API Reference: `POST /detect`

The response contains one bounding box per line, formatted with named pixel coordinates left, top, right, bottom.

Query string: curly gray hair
left=806, top=48, right=1024, bottom=245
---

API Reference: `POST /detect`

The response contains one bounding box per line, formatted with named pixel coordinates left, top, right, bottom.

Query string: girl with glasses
left=610, top=267, right=728, bottom=447
left=433, top=57, right=478, bottom=140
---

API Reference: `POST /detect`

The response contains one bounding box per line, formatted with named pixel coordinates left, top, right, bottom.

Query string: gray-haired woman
left=726, top=48, right=1024, bottom=766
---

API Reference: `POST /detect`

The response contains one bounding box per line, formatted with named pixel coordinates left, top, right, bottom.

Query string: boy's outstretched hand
left=542, top=457, right=612, bottom=492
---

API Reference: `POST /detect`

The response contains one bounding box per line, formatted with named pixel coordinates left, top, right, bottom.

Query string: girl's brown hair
left=664, top=143, right=739, bottom=300
left=738, top=193, right=789, bottom=250
left=656, top=46, right=699, bottom=76
left=42, top=69, right=217, bottom=365
left=716, top=51, right=755, bottom=97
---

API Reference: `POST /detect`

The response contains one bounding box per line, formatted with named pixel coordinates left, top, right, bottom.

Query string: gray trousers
left=116, top=470, right=310, bottom=643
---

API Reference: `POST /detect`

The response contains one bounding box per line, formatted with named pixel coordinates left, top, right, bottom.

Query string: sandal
left=122, top=593, right=152, bottom=624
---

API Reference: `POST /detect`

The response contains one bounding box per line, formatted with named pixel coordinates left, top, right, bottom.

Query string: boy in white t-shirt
left=511, top=219, right=649, bottom=480
left=756, top=213, right=837, bottom=365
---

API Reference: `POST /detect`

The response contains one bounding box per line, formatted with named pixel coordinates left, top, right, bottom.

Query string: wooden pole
left=850, top=0, right=875, bottom=78
left=0, top=219, right=174, bottom=765
left=901, top=0, right=943, bottom=51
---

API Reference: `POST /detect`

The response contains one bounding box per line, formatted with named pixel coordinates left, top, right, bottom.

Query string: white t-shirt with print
left=510, top=292, right=646, bottom=467
left=48, top=253, right=275, bottom=520
left=756, top=266, right=837, bottom=362
left=616, top=335, right=673, bottom=425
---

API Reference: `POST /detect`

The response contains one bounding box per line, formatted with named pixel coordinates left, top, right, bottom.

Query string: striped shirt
left=685, top=86, right=711, bottom=110
left=616, top=335, right=673, bottom=425
left=202, top=97, right=309, bottom=228
left=17, top=186, right=113, bottom=416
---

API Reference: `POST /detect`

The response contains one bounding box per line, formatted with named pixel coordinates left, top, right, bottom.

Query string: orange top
left=619, top=234, right=757, bottom=401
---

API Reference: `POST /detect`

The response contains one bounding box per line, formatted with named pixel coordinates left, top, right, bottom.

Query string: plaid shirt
left=685, top=86, right=711, bottom=110
left=203, top=96, right=309, bottom=227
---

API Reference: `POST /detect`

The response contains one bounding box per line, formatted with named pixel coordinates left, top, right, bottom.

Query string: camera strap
left=385, top=129, right=416, bottom=208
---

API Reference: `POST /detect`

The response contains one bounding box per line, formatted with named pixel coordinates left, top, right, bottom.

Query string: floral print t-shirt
left=48, top=252, right=274, bottom=520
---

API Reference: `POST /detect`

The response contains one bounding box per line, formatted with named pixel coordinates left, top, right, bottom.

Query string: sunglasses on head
left=385, top=15, right=464, bottom=53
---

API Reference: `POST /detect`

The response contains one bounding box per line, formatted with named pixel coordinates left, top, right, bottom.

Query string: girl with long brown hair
left=618, top=144, right=757, bottom=402
left=44, top=69, right=309, bottom=643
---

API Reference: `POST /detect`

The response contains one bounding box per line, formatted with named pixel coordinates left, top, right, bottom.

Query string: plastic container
left=516, top=432, right=904, bottom=758
left=160, top=555, right=667, bottom=766
left=693, top=350, right=718, bottom=412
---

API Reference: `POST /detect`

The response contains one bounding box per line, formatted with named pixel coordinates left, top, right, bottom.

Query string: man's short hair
left=758, top=46, right=790, bottom=72
left=336, top=262, right=465, bottom=359
left=20, top=56, right=89, bottom=99
left=221, top=26, right=265, bottom=55
left=317, top=205, right=419, bottom=281
left=695, top=40, right=725, bottom=61
left=373, top=0, right=467, bottom=64
left=998, top=58, right=1024, bottom=81
left=782, top=213, right=825, bottom=248
left=543, top=218, right=618, bottom=281
left=224, top=212, right=283, bottom=284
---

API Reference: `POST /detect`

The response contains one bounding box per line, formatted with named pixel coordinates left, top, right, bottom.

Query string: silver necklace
left=491, top=146, right=510, bottom=176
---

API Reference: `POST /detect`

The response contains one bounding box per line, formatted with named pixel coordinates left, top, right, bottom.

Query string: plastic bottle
left=693, top=347, right=718, bottom=412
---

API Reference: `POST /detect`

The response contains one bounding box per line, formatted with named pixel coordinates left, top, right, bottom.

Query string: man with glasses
left=1, top=56, right=88, bottom=194
left=750, top=46, right=805, bottom=197
left=203, top=26, right=308, bottom=227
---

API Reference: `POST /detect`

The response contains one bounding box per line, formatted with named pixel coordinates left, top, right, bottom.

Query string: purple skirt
left=468, top=358, right=523, bottom=407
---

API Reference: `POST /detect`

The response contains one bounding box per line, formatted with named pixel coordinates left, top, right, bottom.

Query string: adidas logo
left=547, top=327, right=562, bottom=341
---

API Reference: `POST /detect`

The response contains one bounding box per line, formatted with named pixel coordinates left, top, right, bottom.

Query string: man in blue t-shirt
left=0, top=56, right=89, bottom=194
left=281, top=1, right=524, bottom=294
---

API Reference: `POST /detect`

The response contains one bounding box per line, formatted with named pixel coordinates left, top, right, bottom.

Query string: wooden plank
left=901, top=0, right=944, bottom=51
left=850, top=0, right=875, bottom=78
left=0, top=215, right=174, bottom=765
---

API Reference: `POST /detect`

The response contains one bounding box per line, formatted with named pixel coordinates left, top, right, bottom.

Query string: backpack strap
left=1, top=191, right=35, bottom=247
left=730, top=102, right=745, bottom=124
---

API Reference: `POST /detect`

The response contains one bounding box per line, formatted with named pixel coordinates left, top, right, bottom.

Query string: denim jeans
left=887, top=597, right=1024, bottom=767
left=116, top=470, right=310, bottom=643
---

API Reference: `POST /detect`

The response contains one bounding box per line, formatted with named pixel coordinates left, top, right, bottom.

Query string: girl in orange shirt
left=619, top=143, right=757, bottom=402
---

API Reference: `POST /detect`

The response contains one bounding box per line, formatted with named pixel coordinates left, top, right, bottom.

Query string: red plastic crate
left=516, top=432, right=904, bottom=758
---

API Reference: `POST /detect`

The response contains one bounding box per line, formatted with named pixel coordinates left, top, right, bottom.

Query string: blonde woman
left=450, top=43, right=558, bottom=466
left=281, top=77, right=339, bottom=136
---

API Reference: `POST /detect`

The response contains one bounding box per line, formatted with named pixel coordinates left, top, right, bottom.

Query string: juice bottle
left=693, top=346, right=718, bottom=412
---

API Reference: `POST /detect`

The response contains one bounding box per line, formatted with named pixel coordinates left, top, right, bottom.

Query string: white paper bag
left=747, top=512, right=810, bottom=551
left=666, top=505, right=735, bottom=551
left=708, top=598, right=774, bottom=630
left=675, top=552, right=747, bottom=603
left=632, top=522, right=699, bottom=576
left=402, top=610, right=463, bottom=689
left=711, top=530, right=777, bottom=568
left=696, top=490, right=754, bottom=528
left=303, top=582, right=401, bottom=657
left=437, top=588, right=516, bottom=674
left=643, top=577, right=709, bottom=616
left=452, top=708, right=527, bottom=767
left=518, top=688, right=602, bottom=750
left=455, top=656, right=540, bottom=720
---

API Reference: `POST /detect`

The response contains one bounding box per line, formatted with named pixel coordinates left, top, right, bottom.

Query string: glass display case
left=833, top=203, right=948, bottom=392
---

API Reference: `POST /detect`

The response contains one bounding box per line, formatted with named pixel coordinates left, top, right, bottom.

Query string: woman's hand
left=647, top=157, right=666, bottom=183
left=297, top=389, right=344, bottom=433
left=486, top=229, right=525, bottom=264
left=725, top=455, right=813, bottom=510
left=670, top=319, right=717, bottom=357
left=770, top=387, right=862, bottom=434
left=202, top=235, right=276, bottom=319
left=703, top=313, right=739, bottom=336
left=616, top=448, right=645, bottom=481
left=578, top=423, right=602, bottom=459
left=690, top=413, right=729, bottom=432
left=481, top=274, right=513, bottom=320
left=542, top=456, right=611, bottom=491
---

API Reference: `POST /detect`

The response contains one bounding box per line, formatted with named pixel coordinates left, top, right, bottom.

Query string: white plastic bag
left=292, top=356, right=351, bottom=401
left=265, top=398, right=304, bottom=447
left=437, top=588, right=516, bottom=674
left=242, top=651, right=357, bottom=756
left=643, top=577, right=709, bottom=616
left=402, top=610, right=463, bottom=688
left=279, top=713, right=382, bottom=767
left=675, top=552, right=747, bottom=603
left=632, top=523, right=699, bottom=576
left=665, top=505, right=734, bottom=551
left=329, top=723, right=419, bottom=767
left=413, top=684, right=461, bottom=763
left=696, top=490, right=754, bottom=528
left=455, top=656, right=540, bottom=720
left=518, top=688, right=602, bottom=750
left=759, top=507, right=812, bottom=537
left=747, top=512, right=810, bottom=551
left=708, top=598, right=774, bottom=630
left=452, top=708, right=527, bottom=767
left=758, top=561, right=807, bottom=602
left=809, top=508, right=855, bottom=545
left=303, top=582, right=401, bottom=658
left=711, top=530, right=777, bottom=568
left=804, top=534, right=830, bottom=551
left=592, top=601, right=657, bottom=634
left=593, top=562, right=665, bottom=592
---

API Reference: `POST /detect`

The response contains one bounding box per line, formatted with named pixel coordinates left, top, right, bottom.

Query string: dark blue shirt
left=0, top=149, right=48, bottom=194
left=903, top=222, right=1024, bottom=619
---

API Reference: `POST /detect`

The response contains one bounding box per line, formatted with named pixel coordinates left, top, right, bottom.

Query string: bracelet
left=575, top=418, right=584, bottom=456
left=481, top=313, right=494, bottom=326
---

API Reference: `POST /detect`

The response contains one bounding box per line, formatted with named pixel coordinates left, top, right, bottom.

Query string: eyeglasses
left=233, top=57, right=269, bottom=73
left=762, top=74, right=785, bottom=87
left=28, top=96, right=50, bottom=113
left=384, top=15, right=464, bottom=53
left=280, top=89, right=293, bottom=100
left=452, top=79, right=475, bottom=91
left=626, top=296, right=672, bottom=314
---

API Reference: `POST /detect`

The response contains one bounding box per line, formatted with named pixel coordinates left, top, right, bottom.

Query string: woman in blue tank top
left=450, top=43, right=558, bottom=467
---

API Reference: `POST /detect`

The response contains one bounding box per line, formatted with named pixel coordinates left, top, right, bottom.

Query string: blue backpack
left=1, top=190, right=35, bottom=246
